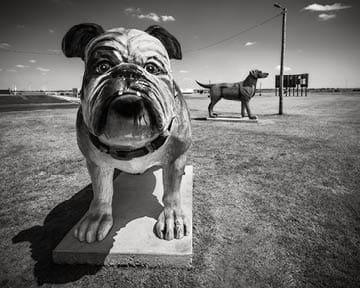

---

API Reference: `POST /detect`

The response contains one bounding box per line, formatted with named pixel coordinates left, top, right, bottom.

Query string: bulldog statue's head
left=62, top=24, right=182, bottom=147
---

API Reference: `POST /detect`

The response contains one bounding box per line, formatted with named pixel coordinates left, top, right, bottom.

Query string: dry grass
left=1, top=92, right=360, bottom=287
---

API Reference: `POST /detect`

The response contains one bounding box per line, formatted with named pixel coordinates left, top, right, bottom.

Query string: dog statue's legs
left=244, top=101, right=257, bottom=119
left=208, top=97, right=220, bottom=118
left=208, top=102, right=216, bottom=118
left=155, top=153, right=190, bottom=240
left=74, top=160, right=114, bottom=243
left=241, top=102, right=246, bottom=117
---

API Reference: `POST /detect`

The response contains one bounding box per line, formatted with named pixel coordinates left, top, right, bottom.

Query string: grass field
left=1, top=92, right=360, bottom=287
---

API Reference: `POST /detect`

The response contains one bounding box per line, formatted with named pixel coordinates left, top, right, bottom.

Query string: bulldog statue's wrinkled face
left=63, top=24, right=182, bottom=148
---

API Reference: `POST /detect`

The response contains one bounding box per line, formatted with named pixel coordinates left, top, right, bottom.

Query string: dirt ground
left=1, top=92, right=360, bottom=287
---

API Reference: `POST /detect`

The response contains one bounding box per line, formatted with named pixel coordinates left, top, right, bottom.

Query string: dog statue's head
left=62, top=23, right=182, bottom=147
left=250, top=69, right=269, bottom=79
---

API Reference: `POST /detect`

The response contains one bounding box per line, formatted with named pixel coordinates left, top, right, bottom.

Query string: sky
left=0, top=0, right=359, bottom=90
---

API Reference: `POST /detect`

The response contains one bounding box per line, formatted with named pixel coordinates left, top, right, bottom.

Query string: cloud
left=244, top=41, right=256, bottom=47
left=16, top=24, right=25, bottom=29
left=179, top=70, right=190, bottom=73
left=29, top=59, right=36, bottom=63
left=275, top=65, right=291, bottom=72
left=138, top=12, right=161, bottom=22
left=303, top=3, right=351, bottom=11
left=7, top=69, right=17, bottom=72
left=161, top=15, right=175, bottom=22
left=48, top=29, right=55, bottom=34
left=16, top=65, right=30, bottom=68
left=37, top=67, right=51, bottom=72
left=318, top=13, right=337, bottom=20
left=0, top=43, right=11, bottom=49
left=0, top=68, right=3, bottom=71
left=124, top=7, right=175, bottom=22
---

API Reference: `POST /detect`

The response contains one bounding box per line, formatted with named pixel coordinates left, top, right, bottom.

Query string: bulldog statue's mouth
left=105, top=92, right=158, bottom=137
left=91, top=87, right=162, bottom=145
left=109, top=93, right=145, bottom=120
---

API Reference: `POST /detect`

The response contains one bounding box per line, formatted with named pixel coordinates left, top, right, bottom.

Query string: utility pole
left=274, top=3, right=287, bottom=115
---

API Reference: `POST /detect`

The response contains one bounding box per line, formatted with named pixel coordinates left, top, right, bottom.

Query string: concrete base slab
left=206, top=116, right=258, bottom=123
left=53, top=165, right=193, bottom=267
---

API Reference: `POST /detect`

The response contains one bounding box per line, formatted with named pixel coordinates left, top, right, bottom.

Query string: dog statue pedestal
left=206, top=116, right=258, bottom=123
left=53, top=165, right=193, bottom=267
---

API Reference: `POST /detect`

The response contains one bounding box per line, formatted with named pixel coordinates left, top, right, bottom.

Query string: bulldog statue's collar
left=87, top=117, right=174, bottom=161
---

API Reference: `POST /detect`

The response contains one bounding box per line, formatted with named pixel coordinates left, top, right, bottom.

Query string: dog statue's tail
left=195, top=81, right=214, bottom=89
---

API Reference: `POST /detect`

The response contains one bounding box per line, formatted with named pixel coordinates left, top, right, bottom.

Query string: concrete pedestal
left=206, top=116, right=258, bottom=123
left=53, top=165, right=193, bottom=267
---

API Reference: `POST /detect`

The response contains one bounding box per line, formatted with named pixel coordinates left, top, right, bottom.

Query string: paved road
left=0, top=94, right=80, bottom=112
left=0, top=102, right=79, bottom=112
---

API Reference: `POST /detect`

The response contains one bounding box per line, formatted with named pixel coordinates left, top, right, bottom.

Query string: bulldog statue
left=62, top=24, right=191, bottom=243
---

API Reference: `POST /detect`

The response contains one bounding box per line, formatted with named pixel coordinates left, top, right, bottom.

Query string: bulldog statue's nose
left=111, top=63, right=144, bottom=80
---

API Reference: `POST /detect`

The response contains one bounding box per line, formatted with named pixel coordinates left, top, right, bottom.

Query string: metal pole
left=274, top=3, right=287, bottom=115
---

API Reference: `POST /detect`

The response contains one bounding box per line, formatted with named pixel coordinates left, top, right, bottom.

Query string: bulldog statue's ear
left=145, top=25, right=182, bottom=60
left=62, top=23, right=104, bottom=60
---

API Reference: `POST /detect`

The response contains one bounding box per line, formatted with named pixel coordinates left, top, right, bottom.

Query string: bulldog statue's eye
left=144, top=63, right=161, bottom=75
left=95, top=62, right=112, bottom=74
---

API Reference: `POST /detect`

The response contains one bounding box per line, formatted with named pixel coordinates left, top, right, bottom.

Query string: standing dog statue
left=196, top=69, right=269, bottom=119
left=62, top=24, right=191, bottom=243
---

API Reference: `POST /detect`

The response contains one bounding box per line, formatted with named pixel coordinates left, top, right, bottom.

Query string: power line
left=0, top=13, right=281, bottom=57
left=183, top=12, right=282, bottom=54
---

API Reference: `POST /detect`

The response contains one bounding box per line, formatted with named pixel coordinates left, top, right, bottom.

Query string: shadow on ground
left=12, top=170, right=162, bottom=285
left=12, top=184, right=100, bottom=285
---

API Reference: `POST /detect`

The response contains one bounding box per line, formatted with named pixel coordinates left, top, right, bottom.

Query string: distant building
left=0, top=89, right=11, bottom=95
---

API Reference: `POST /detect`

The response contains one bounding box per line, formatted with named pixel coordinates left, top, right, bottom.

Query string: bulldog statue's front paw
left=74, top=202, right=113, bottom=243
left=155, top=207, right=190, bottom=240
